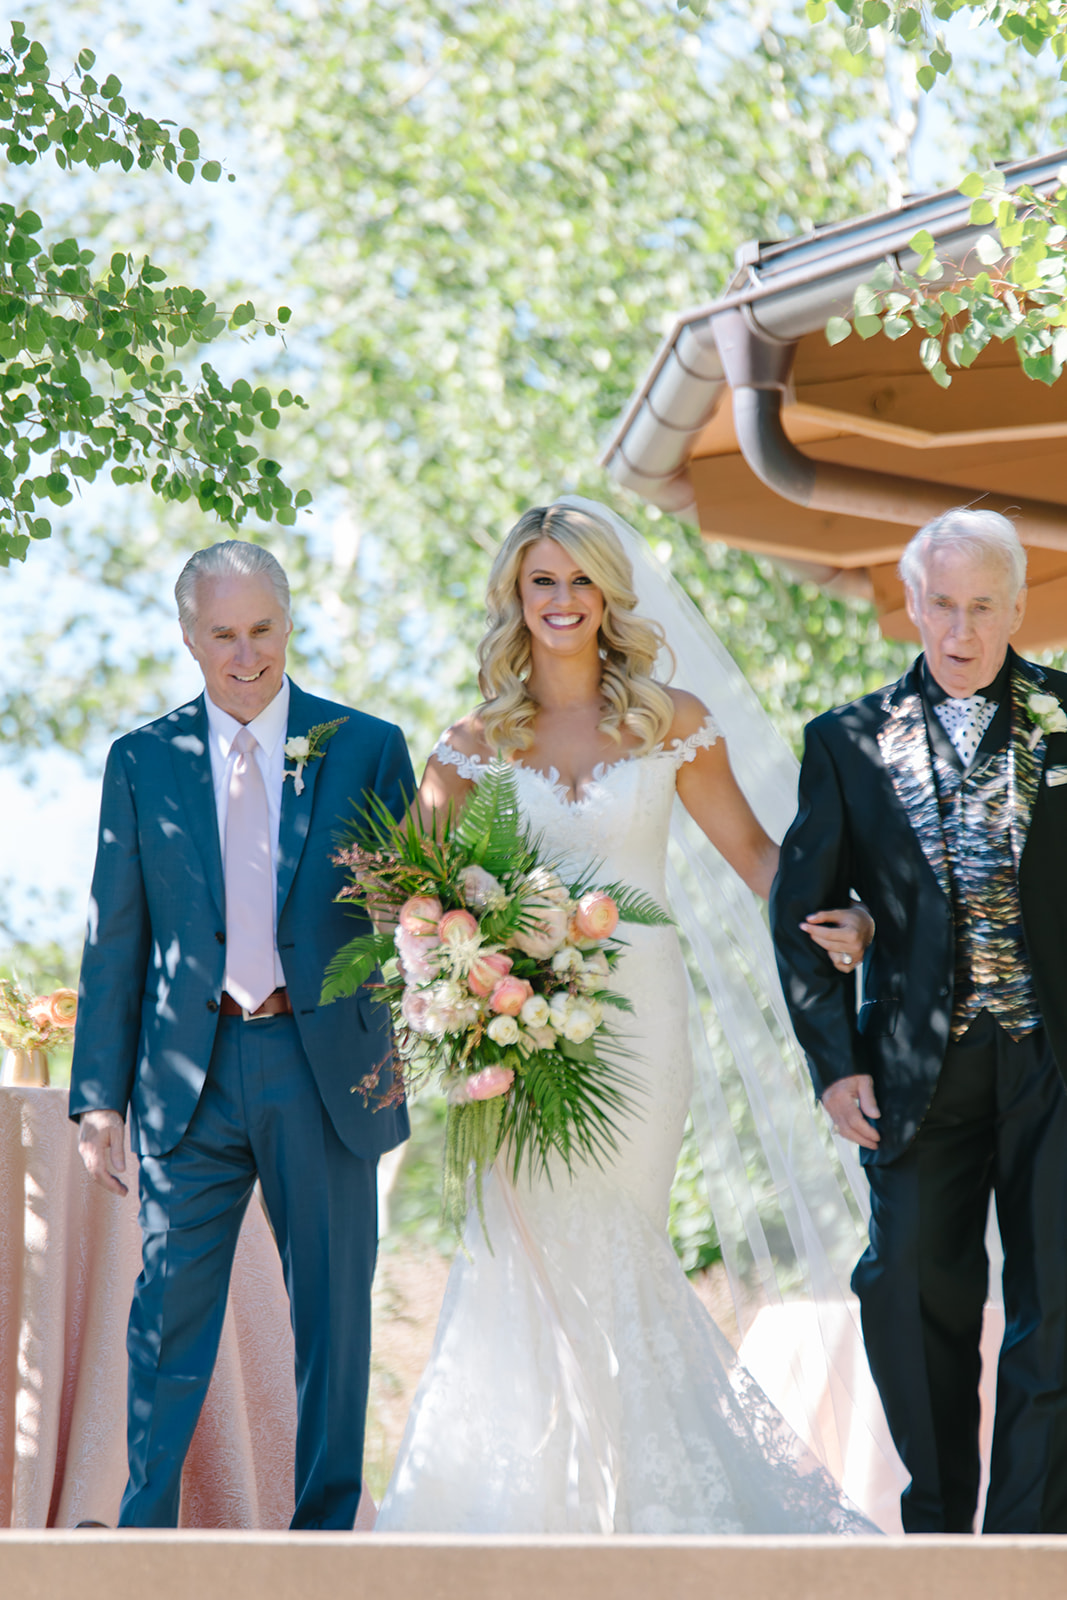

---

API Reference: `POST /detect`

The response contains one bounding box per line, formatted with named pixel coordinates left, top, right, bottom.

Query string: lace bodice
left=431, top=715, right=721, bottom=902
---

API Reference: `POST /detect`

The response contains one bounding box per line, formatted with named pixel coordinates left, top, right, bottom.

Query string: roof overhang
left=602, top=150, right=1067, bottom=651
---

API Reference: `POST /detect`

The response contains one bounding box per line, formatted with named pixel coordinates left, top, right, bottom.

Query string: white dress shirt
left=204, top=676, right=290, bottom=993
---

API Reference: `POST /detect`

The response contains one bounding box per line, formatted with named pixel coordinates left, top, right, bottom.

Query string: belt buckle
left=241, top=1002, right=271, bottom=1022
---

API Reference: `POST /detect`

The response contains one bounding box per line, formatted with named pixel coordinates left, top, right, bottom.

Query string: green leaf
left=825, top=315, right=852, bottom=346
left=959, top=172, right=985, bottom=200
left=882, top=314, right=910, bottom=340
left=909, top=228, right=936, bottom=257
left=201, top=160, right=222, bottom=183
left=867, top=259, right=895, bottom=292
left=916, top=64, right=936, bottom=91
left=844, top=22, right=869, bottom=53
left=319, top=931, right=394, bottom=1004
left=854, top=313, right=883, bottom=339
left=969, top=199, right=995, bottom=226
left=974, top=233, right=1004, bottom=266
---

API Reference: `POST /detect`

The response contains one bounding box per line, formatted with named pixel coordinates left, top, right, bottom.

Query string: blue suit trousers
left=119, top=1013, right=378, bottom=1529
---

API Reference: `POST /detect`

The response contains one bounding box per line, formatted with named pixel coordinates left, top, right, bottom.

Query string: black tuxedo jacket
left=771, top=651, right=1067, bottom=1166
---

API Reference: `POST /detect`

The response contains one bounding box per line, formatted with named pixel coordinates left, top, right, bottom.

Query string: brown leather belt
left=219, top=987, right=293, bottom=1020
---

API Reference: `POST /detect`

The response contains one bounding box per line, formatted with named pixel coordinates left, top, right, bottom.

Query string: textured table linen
left=0, top=1086, right=299, bottom=1529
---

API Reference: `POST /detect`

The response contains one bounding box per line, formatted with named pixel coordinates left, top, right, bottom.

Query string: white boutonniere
left=284, top=718, right=347, bottom=794
left=1027, top=692, right=1067, bottom=751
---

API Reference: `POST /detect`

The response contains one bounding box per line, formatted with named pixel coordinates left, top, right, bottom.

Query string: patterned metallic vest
left=933, top=733, right=1040, bottom=1042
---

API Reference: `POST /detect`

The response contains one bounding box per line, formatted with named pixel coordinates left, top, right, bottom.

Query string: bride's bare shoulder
left=663, top=687, right=715, bottom=744
left=431, top=712, right=495, bottom=768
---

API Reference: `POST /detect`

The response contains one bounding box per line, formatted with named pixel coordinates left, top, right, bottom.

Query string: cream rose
left=519, top=993, right=551, bottom=1029
left=485, top=1014, right=520, bottom=1047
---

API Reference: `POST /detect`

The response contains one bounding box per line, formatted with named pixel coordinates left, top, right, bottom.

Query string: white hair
left=899, top=508, right=1027, bottom=597
left=175, top=540, right=291, bottom=632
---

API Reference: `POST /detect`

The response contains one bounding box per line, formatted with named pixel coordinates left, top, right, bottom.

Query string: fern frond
left=320, top=931, right=394, bottom=1005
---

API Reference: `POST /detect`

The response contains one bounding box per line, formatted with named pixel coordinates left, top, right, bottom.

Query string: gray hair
left=899, top=508, right=1027, bottom=597
left=175, top=540, right=291, bottom=632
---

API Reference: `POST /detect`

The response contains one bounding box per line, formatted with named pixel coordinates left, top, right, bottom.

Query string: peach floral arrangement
left=0, top=977, right=77, bottom=1053
left=322, top=758, right=670, bottom=1233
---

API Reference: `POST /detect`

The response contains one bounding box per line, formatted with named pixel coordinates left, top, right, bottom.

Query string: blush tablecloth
left=0, top=1085, right=301, bottom=1529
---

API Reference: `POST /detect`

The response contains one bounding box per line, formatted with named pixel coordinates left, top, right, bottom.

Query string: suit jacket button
left=215, top=931, right=225, bottom=944
left=207, top=999, right=219, bottom=1013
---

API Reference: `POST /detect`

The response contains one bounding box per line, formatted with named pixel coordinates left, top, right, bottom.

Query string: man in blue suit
left=70, top=538, right=414, bottom=1529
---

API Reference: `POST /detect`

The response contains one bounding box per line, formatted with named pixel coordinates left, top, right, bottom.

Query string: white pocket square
left=1047, top=766, right=1067, bottom=788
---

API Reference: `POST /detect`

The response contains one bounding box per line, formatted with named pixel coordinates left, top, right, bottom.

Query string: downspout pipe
left=710, top=306, right=1067, bottom=557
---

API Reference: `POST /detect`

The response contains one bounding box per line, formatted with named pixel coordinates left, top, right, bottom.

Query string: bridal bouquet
left=0, top=977, right=78, bottom=1052
left=322, top=759, right=671, bottom=1234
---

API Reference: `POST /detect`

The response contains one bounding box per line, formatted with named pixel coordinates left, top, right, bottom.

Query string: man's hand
left=822, top=1075, right=881, bottom=1149
left=78, top=1109, right=129, bottom=1196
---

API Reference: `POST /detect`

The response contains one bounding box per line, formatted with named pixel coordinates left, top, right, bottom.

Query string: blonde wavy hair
left=477, top=504, right=676, bottom=757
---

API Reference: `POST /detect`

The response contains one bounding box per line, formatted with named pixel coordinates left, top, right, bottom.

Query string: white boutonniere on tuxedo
left=1026, top=692, right=1067, bottom=751
left=284, top=718, right=347, bottom=794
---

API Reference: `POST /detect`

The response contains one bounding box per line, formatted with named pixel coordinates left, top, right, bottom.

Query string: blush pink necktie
left=224, top=726, right=276, bottom=1013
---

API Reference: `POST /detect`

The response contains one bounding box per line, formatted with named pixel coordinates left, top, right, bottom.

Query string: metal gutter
left=603, top=149, right=1067, bottom=515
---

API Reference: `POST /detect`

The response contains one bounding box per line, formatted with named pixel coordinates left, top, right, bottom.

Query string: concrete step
left=2, top=1532, right=1067, bottom=1600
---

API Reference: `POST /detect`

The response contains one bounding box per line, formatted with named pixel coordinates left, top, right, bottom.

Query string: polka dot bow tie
left=934, top=694, right=997, bottom=766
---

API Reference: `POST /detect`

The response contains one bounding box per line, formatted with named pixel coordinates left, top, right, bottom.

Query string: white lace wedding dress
left=374, top=718, right=874, bottom=1536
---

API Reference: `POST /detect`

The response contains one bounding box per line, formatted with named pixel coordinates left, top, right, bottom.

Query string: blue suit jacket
left=70, top=680, right=414, bottom=1160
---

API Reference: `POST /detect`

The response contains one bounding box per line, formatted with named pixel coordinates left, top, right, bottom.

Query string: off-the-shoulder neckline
left=432, top=713, right=720, bottom=809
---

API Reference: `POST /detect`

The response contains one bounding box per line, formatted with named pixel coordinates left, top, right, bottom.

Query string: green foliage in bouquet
left=322, top=759, right=672, bottom=1238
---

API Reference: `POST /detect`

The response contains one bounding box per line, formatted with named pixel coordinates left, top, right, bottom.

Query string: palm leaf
left=454, top=758, right=528, bottom=873
left=320, top=930, right=394, bottom=1004
left=596, top=881, right=673, bottom=927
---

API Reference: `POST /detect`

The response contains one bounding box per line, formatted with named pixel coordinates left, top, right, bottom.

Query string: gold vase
left=1, top=1048, right=50, bottom=1088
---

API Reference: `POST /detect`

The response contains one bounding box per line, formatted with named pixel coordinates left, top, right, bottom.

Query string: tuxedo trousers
left=119, top=1013, right=378, bottom=1529
left=853, top=1010, right=1067, bottom=1533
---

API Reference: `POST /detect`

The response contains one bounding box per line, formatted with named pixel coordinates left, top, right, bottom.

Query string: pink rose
left=468, top=950, right=513, bottom=997
left=395, top=925, right=441, bottom=983
left=438, top=908, right=480, bottom=946
left=511, top=901, right=570, bottom=959
left=489, top=975, right=535, bottom=1016
left=27, top=999, right=53, bottom=1031
left=466, top=1065, right=515, bottom=1101
left=398, top=895, right=443, bottom=935
left=572, top=892, right=619, bottom=942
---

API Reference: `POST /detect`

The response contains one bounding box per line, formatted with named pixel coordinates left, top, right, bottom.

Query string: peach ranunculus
left=467, top=950, right=514, bottom=997
left=511, top=900, right=569, bottom=959
left=466, top=1063, right=515, bottom=1100
left=437, top=909, right=481, bottom=946
left=398, top=895, right=443, bottom=935
left=46, top=988, right=78, bottom=1028
left=395, top=925, right=441, bottom=983
left=572, top=892, right=619, bottom=942
left=488, top=975, right=535, bottom=1016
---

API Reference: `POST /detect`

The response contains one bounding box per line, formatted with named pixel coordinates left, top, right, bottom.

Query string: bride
left=375, top=499, right=876, bottom=1535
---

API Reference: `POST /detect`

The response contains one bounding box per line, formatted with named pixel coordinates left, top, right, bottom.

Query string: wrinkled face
left=906, top=544, right=1025, bottom=699
left=183, top=573, right=292, bottom=723
left=519, top=538, right=605, bottom=660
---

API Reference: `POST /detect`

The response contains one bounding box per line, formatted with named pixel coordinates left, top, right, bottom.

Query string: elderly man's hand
left=822, top=1075, right=881, bottom=1150
left=78, top=1109, right=129, bottom=1196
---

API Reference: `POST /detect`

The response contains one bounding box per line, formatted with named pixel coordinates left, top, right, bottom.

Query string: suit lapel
left=276, top=681, right=326, bottom=915
left=1010, top=655, right=1050, bottom=868
left=876, top=664, right=952, bottom=902
left=167, top=694, right=226, bottom=921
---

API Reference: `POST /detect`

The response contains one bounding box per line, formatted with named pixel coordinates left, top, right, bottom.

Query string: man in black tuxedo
left=772, top=508, right=1067, bottom=1534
